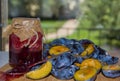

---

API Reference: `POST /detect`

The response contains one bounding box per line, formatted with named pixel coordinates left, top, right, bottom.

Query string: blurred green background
left=2, top=0, right=120, bottom=51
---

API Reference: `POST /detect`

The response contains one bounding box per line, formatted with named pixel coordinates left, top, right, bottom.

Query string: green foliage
left=80, top=0, right=120, bottom=28
left=41, top=20, right=66, bottom=33
left=78, top=0, right=120, bottom=47
left=67, top=28, right=104, bottom=46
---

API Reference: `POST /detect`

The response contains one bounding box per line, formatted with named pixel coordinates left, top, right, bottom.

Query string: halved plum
left=74, top=66, right=97, bottom=81
left=102, top=65, right=120, bottom=78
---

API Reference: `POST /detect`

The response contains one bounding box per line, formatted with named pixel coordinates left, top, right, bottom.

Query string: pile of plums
left=41, top=38, right=119, bottom=80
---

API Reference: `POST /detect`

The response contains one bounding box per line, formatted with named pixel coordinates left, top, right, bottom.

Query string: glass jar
left=9, top=18, right=43, bottom=67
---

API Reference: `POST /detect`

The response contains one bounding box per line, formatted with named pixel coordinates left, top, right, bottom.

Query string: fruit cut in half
left=49, top=45, right=69, bottom=55
left=74, top=67, right=97, bottom=81
left=102, top=65, right=120, bottom=78
left=26, top=61, right=52, bottom=80
left=80, top=58, right=102, bottom=71
left=80, top=44, right=94, bottom=58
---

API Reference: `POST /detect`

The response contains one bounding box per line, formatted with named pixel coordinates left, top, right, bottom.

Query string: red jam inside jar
left=9, top=18, right=44, bottom=67
left=9, top=32, right=43, bottom=67
left=0, top=18, right=44, bottom=81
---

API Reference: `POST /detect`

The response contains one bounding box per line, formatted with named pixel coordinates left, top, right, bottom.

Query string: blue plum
left=42, top=43, right=50, bottom=59
left=75, top=55, right=84, bottom=63
left=102, top=70, right=120, bottom=78
left=95, top=46, right=119, bottom=64
left=51, top=65, right=78, bottom=80
left=50, top=38, right=69, bottom=46
left=30, top=64, right=41, bottom=71
left=79, top=39, right=94, bottom=45
left=51, top=52, right=76, bottom=69
left=102, top=65, right=120, bottom=78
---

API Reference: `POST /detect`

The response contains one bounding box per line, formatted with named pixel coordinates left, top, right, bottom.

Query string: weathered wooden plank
left=1, top=0, right=8, bottom=51
left=0, top=0, right=2, bottom=51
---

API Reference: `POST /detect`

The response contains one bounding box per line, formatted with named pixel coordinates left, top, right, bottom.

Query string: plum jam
left=9, top=32, right=43, bottom=67
left=8, top=18, right=44, bottom=67
left=0, top=18, right=45, bottom=81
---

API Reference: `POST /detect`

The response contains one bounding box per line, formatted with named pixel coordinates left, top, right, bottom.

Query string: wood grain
left=0, top=64, right=120, bottom=81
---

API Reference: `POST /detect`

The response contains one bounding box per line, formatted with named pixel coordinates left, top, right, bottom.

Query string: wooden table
left=0, top=52, right=120, bottom=81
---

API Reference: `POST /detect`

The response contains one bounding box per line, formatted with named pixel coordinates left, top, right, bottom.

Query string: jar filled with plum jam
left=9, top=18, right=44, bottom=67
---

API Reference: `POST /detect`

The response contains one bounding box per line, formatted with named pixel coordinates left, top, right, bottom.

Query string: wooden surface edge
left=0, top=64, right=120, bottom=81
